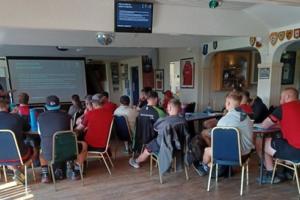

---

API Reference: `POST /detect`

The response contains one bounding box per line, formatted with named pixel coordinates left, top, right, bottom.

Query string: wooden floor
left=1, top=150, right=300, bottom=200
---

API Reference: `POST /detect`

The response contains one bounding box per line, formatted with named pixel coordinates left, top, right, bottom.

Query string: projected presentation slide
left=8, top=58, right=87, bottom=103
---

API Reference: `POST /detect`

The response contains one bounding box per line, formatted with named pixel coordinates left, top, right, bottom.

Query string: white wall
left=158, top=48, right=201, bottom=108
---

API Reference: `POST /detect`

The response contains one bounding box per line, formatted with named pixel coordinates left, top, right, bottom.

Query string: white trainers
left=129, top=158, right=140, bottom=169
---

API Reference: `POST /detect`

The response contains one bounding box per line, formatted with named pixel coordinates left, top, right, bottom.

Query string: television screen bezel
left=114, top=1, right=153, bottom=33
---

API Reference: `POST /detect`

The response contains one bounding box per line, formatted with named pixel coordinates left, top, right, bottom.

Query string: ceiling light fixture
left=209, top=0, right=223, bottom=9
left=96, top=32, right=115, bottom=46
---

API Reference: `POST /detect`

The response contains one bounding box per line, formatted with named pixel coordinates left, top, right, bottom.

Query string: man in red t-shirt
left=183, top=61, right=193, bottom=86
left=262, top=87, right=300, bottom=183
left=102, top=91, right=118, bottom=114
left=77, top=93, right=113, bottom=151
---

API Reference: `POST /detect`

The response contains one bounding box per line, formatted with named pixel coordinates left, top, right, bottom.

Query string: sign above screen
left=115, top=1, right=153, bottom=33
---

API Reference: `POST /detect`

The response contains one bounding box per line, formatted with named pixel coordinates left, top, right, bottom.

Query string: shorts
left=146, top=139, right=160, bottom=154
left=88, top=146, right=106, bottom=152
left=272, top=138, right=300, bottom=162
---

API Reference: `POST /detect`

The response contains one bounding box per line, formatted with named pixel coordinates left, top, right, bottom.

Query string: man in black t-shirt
left=38, top=95, right=87, bottom=183
left=0, top=99, right=32, bottom=184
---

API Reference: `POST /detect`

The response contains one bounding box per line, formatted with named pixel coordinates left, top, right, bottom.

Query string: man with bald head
left=262, top=87, right=300, bottom=183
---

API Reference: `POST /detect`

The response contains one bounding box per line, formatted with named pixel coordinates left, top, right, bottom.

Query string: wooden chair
left=87, top=119, right=114, bottom=175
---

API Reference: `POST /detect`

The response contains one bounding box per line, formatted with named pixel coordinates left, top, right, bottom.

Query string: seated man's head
left=163, top=90, right=173, bottom=101
left=280, top=87, right=299, bottom=104
left=120, top=95, right=130, bottom=106
left=92, top=93, right=105, bottom=108
left=167, top=98, right=181, bottom=116
left=85, top=95, right=93, bottom=111
left=241, top=90, right=250, bottom=104
left=101, top=91, right=109, bottom=103
left=0, top=99, right=8, bottom=112
left=71, top=94, right=81, bottom=106
left=45, top=95, right=60, bottom=111
left=147, top=91, right=158, bottom=106
left=225, top=91, right=242, bottom=111
left=18, top=92, right=29, bottom=105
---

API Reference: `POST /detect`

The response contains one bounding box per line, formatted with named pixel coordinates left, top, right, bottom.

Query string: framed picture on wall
left=155, top=69, right=164, bottom=91
left=180, top=58, right=194, bottom=88
left=259, top=68, right=270, bottom=79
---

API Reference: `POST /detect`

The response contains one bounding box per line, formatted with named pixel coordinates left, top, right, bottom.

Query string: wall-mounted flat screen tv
left=115, top=1, right=153, bottom=33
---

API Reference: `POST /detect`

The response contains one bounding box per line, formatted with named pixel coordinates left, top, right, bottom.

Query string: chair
left=271, top=159, right=300, bottom=194
left=114, top=115, right=132, bottom=157
left=72, top=111, right=82, bottom=129
left=185, top=102, right=196, bottom=137
left=49, top=130, right=84, bottom=191
left=0, top=129, right=36, bottom=194
left=149, top=122, right=190, bottom=184
left=87, top=119, right=114, bottom=175
left=207, top=127, right=250, bottom=196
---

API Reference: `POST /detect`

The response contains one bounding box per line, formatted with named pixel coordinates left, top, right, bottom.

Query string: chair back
left=114, top=115, right=131, bottom=141
left=72, top=111, right=82, bottom=128
left=133, top=115, right=155, bottom=152
left=51, top=131, right=78, bottom=164
left=211, top=127, right=242, bottom=166
left=185, top=102, right=196, bottom=113
left=103, top=119, right=114, bottom=153
left=0, top=130, right=23, bottom=166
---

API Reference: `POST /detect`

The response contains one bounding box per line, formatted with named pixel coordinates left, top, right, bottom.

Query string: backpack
left=186, top=134, right=207, bottom=166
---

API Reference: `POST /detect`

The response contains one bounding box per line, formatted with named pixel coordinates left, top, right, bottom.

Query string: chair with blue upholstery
left=0, top=129, right=36, bottom=194
left=207, top=127, right=250, bottom=196
left=50, top=130, right=84, bottom=191
left=114, top=115, right=132, bottom=156
left=271, top=158, right=300, bottom=194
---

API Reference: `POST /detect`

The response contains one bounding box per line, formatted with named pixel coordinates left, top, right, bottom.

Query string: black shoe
left=71, top=170, right=81, bottom=181
left=54, top=168, right=65, bottom=180
left=257, top=171, right=282, bottom=184
left=192, top=162, right=208, bottom=176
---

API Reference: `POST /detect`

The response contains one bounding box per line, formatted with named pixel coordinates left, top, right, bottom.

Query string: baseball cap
left=45, top=95, right=60, bottom=110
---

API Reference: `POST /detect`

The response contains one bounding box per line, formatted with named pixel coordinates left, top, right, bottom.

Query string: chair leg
left=157, top=160, right=163, bottom=184
left=215, top=164, right=218, bottom=183
left=184, top=165, right=189, bottom=180
left=240, top=165, right=245, bottom=196
left=3, top=166, right=7, bottom=183
left=101, top=154, right=112, bottom=175
left=79, top=164, right=84, bottom=186
left=271, top=159, right=278, bottom=184
left=173, top=157, right=177, bottom=173
left=246, top=163, right=249, bottom=186
left=293, top=164, right=300, bottom=195
left=106, top=152, right=114, bottom=168
left=25, top=165, right=28, bottom=194
left=150, top=155, right=153, bottom=176
left=207, top=164, right=213, bottom=192
left=50, top=164, right=57, bottom=191
left=31, top=162, right=36, bottom=182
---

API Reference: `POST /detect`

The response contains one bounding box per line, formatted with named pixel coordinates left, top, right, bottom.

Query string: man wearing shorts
left=262, top=87, right=300, bottom=183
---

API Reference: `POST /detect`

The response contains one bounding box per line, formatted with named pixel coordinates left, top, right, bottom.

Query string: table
left=185, top=112, right=223, bottom=122
left=253, top=124, right=280, bottom=184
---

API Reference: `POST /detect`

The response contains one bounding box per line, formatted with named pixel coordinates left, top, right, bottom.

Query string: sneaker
left=257, top=171, right=282, bottom=184
left=129, top=158, right=140, bottom=169
left=192, top=162, right=208, bottom=176
left=13, top=170, right=25, bottom=185
left=54, top=168, right=65, bottom=180
left=41, top=173, right=51, bottom=184
left=70, top=170, right=81, bottom=181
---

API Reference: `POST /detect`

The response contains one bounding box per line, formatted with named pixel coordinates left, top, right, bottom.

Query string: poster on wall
left=259, top=68, right=270, bottom=79
left=155, top=69, right=164, bottom=91
left=180, top=58, right=194, bottom=88
left=111, top=62, right=119, bottom=91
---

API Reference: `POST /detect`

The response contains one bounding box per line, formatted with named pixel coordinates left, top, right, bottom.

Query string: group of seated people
left=1, top=85, right=300, bottom=187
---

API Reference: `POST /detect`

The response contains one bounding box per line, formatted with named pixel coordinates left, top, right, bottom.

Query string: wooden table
left=253, top=124, right=280, bottom=184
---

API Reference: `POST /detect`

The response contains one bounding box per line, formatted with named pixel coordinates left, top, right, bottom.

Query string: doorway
left=131, top=67, right=139, bottom=105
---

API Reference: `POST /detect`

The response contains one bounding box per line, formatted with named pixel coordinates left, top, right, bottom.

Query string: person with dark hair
left=114, top=95, right=138, bottom=152
left=38, top=95, right=87, bottom=183
left=68, top=94, right=83, bottom=116
left=0, top=98, right=32, bottom=184
left=101, top=91, right=117, bottom=114
left=76, top=93, right=113, bottom=152
left=251, top=96, right=269, bottom=123
left=261, top=87, right=300, bottom=184
left=137, top=87, right=153, bottom=109
left=239, top=90, right=253, bottom=115
left=129, top=98, right=186, bottom=169
left=197, top=91, right=253, bottom=176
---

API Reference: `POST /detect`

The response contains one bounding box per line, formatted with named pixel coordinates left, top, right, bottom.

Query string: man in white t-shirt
left=195, top=91, right=253, bottom=176
left=114, top=95, right=138, bottom=151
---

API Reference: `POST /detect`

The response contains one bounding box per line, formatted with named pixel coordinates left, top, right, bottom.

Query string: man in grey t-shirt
left=196, top=91, right=253, bottom=176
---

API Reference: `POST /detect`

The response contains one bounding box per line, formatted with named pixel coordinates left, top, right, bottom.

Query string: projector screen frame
left=6, top=56, right=87, bottom=104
